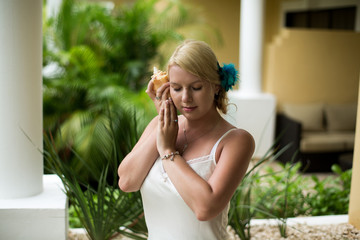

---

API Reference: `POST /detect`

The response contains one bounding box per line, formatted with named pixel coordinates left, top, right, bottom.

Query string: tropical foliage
left=42, top=0, right=221, bottom=239
left=43, top=109, right=148, bottom=239
left=229, top=159, right=352, bottom=240
left=42, top=0, right=220, bottom=182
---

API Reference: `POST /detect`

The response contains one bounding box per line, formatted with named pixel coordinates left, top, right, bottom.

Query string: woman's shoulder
left=213, top=125, right=254, bottom=165
left=224, top=128, right=254, bottom=145
left=219, top=124, right=255, bottom=155
left=145, top=115, right=158, bottom=127
left=219, top=119, right=253, bottom=140
left=229, top=127, right=253, bottom=139
left=141, top=115, right=160, bottom=135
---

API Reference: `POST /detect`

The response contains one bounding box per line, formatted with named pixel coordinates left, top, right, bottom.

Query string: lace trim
left=187, top=155, right=214, bottom=165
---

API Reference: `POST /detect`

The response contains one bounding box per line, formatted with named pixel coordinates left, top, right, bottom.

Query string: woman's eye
left=192, top=87, right=202, bottom=91
left=172, top=87, right=181, bottom=92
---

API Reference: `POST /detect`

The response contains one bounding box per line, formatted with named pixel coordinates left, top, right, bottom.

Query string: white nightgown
left=140, top=129, right=236, bottom=240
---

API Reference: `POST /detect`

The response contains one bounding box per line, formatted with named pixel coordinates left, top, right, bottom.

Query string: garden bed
left=249, top=215, right=359, bottom=240
left=68, top=215, right=360, bottom=240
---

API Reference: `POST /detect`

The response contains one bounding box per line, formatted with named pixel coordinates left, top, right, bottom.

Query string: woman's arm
left=118, top=79, right=171, bottom=192
left=162, top=130, right=254, bottom=221
left=158, top=99, right=255, bottom=220
left=118, top=116, right=159, bottom=192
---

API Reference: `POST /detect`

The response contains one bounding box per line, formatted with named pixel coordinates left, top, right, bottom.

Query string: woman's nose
left=182, top=89, right=192, bottom=102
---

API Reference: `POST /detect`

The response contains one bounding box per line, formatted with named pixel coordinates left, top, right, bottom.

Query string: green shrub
left=43, top=109, right=147, bottom=240
left=250, top=163, right=351, bottom=219
left=305, top=164, right=351, bottom=216
left=42, top=0, right=221, bottom=185
left=229, top=154, right=352, bottom=240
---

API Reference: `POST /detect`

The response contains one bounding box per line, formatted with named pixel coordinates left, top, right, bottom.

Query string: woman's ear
left=215, top=84, right=221, bottom=95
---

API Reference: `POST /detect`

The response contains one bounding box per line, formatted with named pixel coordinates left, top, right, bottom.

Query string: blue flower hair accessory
left=217, top=62, right=239, bottom=91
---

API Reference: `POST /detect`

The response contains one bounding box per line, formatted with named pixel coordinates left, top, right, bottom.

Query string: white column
left=239, top=0, right=264, bottom=95
left=0, top=1, right=67, bottom=239
left=0, top=0, right=43, bottom=198
left=224, top=0, right=276, bottom=158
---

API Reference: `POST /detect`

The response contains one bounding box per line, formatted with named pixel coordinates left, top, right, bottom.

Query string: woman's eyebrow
left=170, top=80, right=202, bottom=85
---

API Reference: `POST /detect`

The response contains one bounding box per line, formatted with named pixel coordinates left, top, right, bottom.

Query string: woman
left=118, top=40, right=255, bottom=240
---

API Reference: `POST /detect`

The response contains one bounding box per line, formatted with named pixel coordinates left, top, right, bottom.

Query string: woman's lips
left=182, top=106, right=197, bottom=112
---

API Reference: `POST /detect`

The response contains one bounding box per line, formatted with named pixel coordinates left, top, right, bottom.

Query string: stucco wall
left=264, top=29, right=360, bottom=106
left=182, top=0, right=240, bottom=66
left=349, top=78, right=360, bottom=229
left=110, top=0, right=360, bottom=107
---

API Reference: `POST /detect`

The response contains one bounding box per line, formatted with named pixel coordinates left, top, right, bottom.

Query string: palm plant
left=41, top=0, right=222, bottom=238
left=43, top=108, right=147, bottom=239
left=42, top=0, right=221, bottom=178
left=228, top=141, right=295, bottom=240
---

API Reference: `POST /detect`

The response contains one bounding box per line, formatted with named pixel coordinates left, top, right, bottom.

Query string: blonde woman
left=118, top=40, right=255, bottom=240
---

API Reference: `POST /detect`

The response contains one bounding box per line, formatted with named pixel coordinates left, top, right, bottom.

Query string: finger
left=159, top=91, right=166, bottom=102
left=157, top=83, right=170, bottom=100
left=163, top=87, right=170, bottom=99
left=159, top=102, right=165, bottom=125
left=157, top=82, right=170, bottom=93
left=169, top=98, right=178, bottom=124
left=155, top=84, right=166, bottom=101
left=164, top=100, right=171, bottom=126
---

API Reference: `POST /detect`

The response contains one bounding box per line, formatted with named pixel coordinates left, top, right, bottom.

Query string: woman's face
left=169, top=65, right=217, bottom=120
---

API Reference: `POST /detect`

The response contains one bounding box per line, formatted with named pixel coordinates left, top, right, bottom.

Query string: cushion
left=325, top=103, right=357, bottom=131
left=282, top=103, right=324, bottom=131
left=300, top=131, right=355, bottom=152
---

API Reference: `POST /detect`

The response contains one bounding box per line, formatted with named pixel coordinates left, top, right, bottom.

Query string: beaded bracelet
left=161, top=151, right=180, bottom=161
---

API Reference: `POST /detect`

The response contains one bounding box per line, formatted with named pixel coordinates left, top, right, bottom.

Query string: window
left=285, top=6, right=356, bottom=31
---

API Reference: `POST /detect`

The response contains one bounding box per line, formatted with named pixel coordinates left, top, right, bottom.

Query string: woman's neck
left=183, top=108, right=222, bottom=134
left=180, top=109, right=222, bottom=154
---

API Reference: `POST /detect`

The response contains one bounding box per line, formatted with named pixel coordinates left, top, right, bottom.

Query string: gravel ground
left=68, top=223, right=360, bottom=240
left=248, top=223, right=360, bottom=240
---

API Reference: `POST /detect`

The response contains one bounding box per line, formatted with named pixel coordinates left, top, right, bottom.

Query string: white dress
left=140, top=129, right=236, bottom=240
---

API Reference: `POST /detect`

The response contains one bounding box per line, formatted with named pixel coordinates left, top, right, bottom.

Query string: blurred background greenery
left=42, top=0, right=221, bottom=183
left=42, top=0, right=222, bottom=238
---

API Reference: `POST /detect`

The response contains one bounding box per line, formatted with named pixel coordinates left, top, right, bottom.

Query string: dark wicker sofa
left=275, top=103, right=356, bottom=172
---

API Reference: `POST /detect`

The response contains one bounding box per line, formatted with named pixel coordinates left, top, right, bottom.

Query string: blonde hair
left=167, top=40, right=228, bottom=114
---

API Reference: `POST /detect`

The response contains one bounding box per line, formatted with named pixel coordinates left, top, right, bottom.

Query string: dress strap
left=210, top=128, right=237, bottom=157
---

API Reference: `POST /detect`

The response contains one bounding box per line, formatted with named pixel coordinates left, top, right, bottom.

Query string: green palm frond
left=43, top=108, right=147, bottom=239
left=42, top=1, right=224, bottom=237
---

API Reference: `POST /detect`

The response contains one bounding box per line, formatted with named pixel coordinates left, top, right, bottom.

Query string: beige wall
left=109, top=0, right=360, bottom=107
left=182, top=0, right=240, bottom=66
left=263, top=0, right=360, bottom=107
left=111, top=0, right=240, bottom=66
left=264, top=0, right=283, bottom=45
left=349, top=78, right=360, bottom=228
left=264, top=29, right=360, bottom=106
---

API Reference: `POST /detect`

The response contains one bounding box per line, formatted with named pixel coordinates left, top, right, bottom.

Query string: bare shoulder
left=218, top=128, right=255, bottom=160
left=136, top=115, right=159, bottom=141
left=228, top=128, right=254, bottom=144
left=145, top=114, right=162, bottom=130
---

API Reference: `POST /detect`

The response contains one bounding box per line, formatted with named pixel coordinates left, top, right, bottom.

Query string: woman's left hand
left=157, top=98, right=179, bottom=156
left=146, top=80, right=170, bottom=114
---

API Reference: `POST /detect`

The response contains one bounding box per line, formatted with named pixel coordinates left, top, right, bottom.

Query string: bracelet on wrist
left=161, top=151, right=180, bottom=161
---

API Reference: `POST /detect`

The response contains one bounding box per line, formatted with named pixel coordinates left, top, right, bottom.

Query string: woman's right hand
left=146, top=80, right=170, bottom=113
left=157, top=98, right=178, bottom=156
